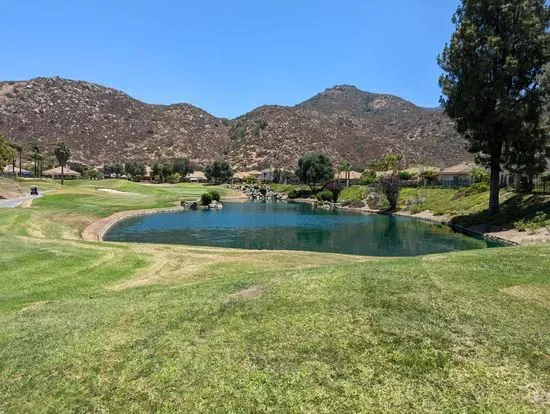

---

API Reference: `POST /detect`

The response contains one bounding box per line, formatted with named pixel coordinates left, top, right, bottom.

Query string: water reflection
left=105, top=202, right=501, bottom=257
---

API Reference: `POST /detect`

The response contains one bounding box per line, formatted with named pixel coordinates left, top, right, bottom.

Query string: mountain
left=0, top=77, right=230, bottom=166
left=0, top=78, right=470, bottom=169
left=228, top=85, right=469, bottom=170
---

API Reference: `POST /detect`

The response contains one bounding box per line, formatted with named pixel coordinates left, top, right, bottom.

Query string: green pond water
left=104, top=202, right=501, bottom=257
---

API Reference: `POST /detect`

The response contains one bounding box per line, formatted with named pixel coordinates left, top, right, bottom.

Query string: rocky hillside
left=229, top=85, right=469, bottom=170
left=0, top=78, right=470, bottom=169
left=0, top=77, right=230, bottom=165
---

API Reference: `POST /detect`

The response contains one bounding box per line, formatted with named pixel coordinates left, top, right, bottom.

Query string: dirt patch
left=502, top=285, right=550, bottom=308
left=231, top=285, right=264, bottom=299
left=97, top=188, right=138, bottom=195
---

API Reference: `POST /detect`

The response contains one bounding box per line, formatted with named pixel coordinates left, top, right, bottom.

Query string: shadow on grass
left=449, top=193, right=550, bottom=230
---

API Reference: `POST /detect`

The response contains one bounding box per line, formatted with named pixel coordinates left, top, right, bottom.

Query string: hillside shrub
left=200, top=192, right=212, bottom=206
left=398, top=171, right=413, bottom=181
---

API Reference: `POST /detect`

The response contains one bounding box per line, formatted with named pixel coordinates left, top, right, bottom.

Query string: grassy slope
left=400, top=187, right=550, bottom=227
left=0, top=178, right=549, bottom=412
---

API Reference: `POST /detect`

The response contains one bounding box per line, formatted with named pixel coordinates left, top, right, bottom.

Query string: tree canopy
left=205, top=160, right=233, bottom=184
left=54, top=141, right=71, bottom=185
left=124, top=160, right=147, bottom=181
left=438, top=0, right=549, bottom=215
left=295, top=153, right=334, bottom=190
left=0, top=132, right=15, bottom=170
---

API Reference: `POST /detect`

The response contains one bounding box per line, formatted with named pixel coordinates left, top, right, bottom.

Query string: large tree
left=296, top=153, right=334, bottom=191
left=205, top=160, right=233, bottom=184
left=54, top=141, right=71, bottom=185
left=438, top=0, right=549, bottom=215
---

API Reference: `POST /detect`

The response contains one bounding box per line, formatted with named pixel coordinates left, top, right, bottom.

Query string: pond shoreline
left=83, top=198, right=531, bottom=247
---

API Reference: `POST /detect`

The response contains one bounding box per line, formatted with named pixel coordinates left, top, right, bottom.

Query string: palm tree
left=54, top=141, right=70, bottom=185
left=340, top=159, right=352, bottom=187
left=8, top=142, right=21, bottom=176
left=29, top=142, right=41, bottom=177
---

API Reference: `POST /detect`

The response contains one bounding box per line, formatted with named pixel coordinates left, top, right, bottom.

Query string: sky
left=1, top=0, right=460, bottom=118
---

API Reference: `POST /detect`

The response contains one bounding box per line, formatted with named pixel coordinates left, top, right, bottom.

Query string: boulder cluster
left=231, top=184, right=286, bottom=201
left=180, top=200, right=223, bottom=210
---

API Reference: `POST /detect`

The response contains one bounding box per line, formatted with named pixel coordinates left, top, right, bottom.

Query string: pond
left=104, top=202, right=502, bottom=257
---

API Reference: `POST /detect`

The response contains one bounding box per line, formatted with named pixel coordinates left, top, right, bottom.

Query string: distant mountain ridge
left=0, top=77, right=470, bottom=169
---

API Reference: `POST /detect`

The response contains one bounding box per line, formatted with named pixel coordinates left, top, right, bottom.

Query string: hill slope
left=0, top=78, right=470, bottom=169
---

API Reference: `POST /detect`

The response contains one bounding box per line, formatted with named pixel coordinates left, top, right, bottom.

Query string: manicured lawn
left=0, top=178, right=549, bottom=412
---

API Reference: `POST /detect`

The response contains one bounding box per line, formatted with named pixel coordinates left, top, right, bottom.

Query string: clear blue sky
left=1, top=0, right=460, bottom=118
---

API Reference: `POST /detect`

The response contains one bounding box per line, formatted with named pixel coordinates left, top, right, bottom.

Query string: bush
left=208, top=190, right=220, bottom=202
left=167, top=173, right=181, bottom=184
left=360, top=169, right=377, bottom=185
left=514, top=212, right=549, bottom=233
left=200, top=192, right=212, bottom=206
left=342, top=200, right=366, bottom=208
left=317, top=190, right=334, bottom=202
left=288, top=189, right=298, bottom=199
left=398, top=171, right=413, bottom=181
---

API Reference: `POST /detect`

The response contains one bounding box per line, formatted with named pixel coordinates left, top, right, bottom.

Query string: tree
left=273, top=168, right=282, bottom=184
left=151, top=161, right=174, bottom=183
left=204, top=160, right=233, bottom=184
left=0, top=132, right=15, bottom=170
left=295, top=153, right=334, bottom=191
left=378, top=175, right=401, bottom=210
left=340, top=159, right=352, bottom=187
left=54, top=141, right=70, bottom=185
left=469, top=166, right=489, bottom=184
left=28, top=142, right=41, bottom=177
left=438, top=0, right=549, bottom=215
left=368, top=154, right=403, bottom=173
left=124, top=160, right=146, bottom=181
left=360, top=169, right=377, bottom=185
left=103, top=163, right=124, bottom=177
left=171, top=158, right=194, bottom=181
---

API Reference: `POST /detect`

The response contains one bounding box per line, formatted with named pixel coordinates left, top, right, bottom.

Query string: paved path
left=0, top=195, right=42, bottom=208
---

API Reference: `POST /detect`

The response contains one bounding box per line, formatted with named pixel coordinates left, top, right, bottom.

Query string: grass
left=0, top=177, right=549, bottom=412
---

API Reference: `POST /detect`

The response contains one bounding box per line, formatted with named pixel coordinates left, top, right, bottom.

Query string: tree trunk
left=61, top=165, right=65, bottom=185
left=489, top=164, right=501, bottom=216
left=12, top=157, right=16, bottom=176
left=19, top=151, right=22, bottom=176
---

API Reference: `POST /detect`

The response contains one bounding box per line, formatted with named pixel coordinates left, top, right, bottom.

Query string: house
left=439, top=162, right=475, bottom=186
left=42, top=166, right=81, bottom=180
left=185, top=171, right=208, bottom=183
left=258, top=169, right=275, bottom=182
left=230, top=171, right=250, bottom=183
left=2, top=165, right=32, bottom=177
left=335, top=170, right=362, bottom=183
left=244, top=170, right=261, bottom=179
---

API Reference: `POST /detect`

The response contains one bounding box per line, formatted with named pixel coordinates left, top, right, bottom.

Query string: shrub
left=288, top=189, right=298, bottom=199
left=200, top=192, right=212, bottom=206
left=317, top=190, right=334, bottom=202
left=167, top=173, right=181, bottom=184
left=398, top=171, right=413, bottom=181
left=514, top=212, right=549, bottom=233
left=208, top=190, right=220, bottom=202
left=244, top=176, right=258, bottom=184
left=360, top=169, right=377, bottom=185
left=342, top=200, right=366, bottom=208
